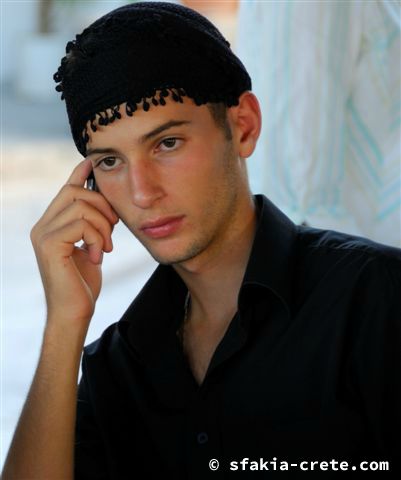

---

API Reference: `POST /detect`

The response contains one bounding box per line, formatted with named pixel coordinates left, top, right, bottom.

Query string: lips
left=140, top=215, right=183, bottom=230
left=140, top=215, right=185, bottom=239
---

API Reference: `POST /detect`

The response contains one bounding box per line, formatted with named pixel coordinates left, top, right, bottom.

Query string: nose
left=128, top=161, right=164, bottom=209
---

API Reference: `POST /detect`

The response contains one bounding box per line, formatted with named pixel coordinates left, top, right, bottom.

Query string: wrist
left=43, top=318, right=88, bottom=353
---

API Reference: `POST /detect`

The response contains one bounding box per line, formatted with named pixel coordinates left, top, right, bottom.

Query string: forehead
left=85, top=94, right=213, bottom=148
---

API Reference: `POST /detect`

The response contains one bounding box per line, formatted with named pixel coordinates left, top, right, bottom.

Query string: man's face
left=85, top=94, right=245, bottom=267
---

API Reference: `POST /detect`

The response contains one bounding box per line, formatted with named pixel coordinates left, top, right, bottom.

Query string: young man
left=3, top=2, right=401, bottom=479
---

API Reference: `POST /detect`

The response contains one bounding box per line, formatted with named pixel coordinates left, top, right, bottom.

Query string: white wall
left=1, top=1, right=37, bottom=84
left=1, top=1, right=130, bottom=86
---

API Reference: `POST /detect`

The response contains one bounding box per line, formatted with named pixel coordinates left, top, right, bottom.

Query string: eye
left=157, top=137, right=182, bottom=152
left=96, top=156, right=122, bottom=171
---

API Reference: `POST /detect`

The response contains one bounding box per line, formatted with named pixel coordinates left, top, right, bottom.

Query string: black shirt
left=75, top=194, right=401, bottom=479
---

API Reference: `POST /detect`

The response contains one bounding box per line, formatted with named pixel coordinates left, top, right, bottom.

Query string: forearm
left=2, top=320, right=87, bottom=480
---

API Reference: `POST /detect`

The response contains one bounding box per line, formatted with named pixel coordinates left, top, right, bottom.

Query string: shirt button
left=197, top=432, right=209, bottom=444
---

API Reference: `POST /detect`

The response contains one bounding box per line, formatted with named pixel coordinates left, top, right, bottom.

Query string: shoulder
left=297, top=225, right=401, bottom=276
left=293, top=226, right=401, bottom=309
left=82, top=320, right=134, bottom=365
left=298, top=224, right=400, bottom=258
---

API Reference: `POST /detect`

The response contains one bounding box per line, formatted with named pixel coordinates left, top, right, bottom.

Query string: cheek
left=97, top=178, right=127, bottom=209
left=177, top=147, right=221, bottom=185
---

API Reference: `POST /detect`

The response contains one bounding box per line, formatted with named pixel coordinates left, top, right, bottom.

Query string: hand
left=30, top=158, right=119, bottom=332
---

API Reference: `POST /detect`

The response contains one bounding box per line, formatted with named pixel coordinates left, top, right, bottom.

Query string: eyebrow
left=85, top=119, right=192, bottom=157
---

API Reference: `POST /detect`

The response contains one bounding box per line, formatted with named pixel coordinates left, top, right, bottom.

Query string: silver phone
left=86, top=171, right=98, bottom=192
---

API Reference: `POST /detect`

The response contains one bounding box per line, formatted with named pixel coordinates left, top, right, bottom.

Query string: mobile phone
left=86, top=170, right=99, bottom=192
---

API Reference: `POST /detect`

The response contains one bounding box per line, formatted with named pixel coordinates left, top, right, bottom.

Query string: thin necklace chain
left=178, top=290, right=191, bottom=346
left=184, top=290, right=191, bottom=322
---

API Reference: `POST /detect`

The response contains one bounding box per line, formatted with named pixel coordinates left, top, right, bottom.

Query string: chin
left=144, top=238, right=207, bottom=266
left=146, top=248, right=197, bottom=266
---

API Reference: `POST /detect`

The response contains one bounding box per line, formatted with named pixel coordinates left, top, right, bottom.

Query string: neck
left=174, top=193, right=257, bottom=327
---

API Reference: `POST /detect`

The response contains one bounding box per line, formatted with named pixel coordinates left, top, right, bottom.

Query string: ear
left=228, top=91, right=262, bottom=159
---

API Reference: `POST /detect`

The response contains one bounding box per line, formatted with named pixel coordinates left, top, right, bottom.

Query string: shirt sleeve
left=74, top=355, right=109, bottom=480
left=349, top=255, right=401, bottom=470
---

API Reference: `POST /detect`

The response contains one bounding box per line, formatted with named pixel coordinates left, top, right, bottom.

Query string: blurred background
left=1, top=0, right=400, bottom=469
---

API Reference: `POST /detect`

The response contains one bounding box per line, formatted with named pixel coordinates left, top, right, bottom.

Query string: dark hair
left=207, top=103, right=233, bottom=142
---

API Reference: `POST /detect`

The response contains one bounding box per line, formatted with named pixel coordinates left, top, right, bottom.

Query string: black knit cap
left=53, top=1, right=252, bottom=156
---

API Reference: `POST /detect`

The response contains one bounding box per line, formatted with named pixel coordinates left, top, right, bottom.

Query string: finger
left=66, top=157, right=93, bottom=187
left=43, top=219, right=105, bottom=265
left=81, top=225, right=105, bottom=265
left=43, top=199, right=114, bottom=252
left=78, top=243, right=104, bottom=266
left=81, top=222, right=115, bottom=247
left=38, top=185, right=119, bottom=229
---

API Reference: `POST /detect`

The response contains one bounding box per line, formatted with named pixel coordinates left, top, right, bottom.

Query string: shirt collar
left=240, top=193, right=298, bottom=317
